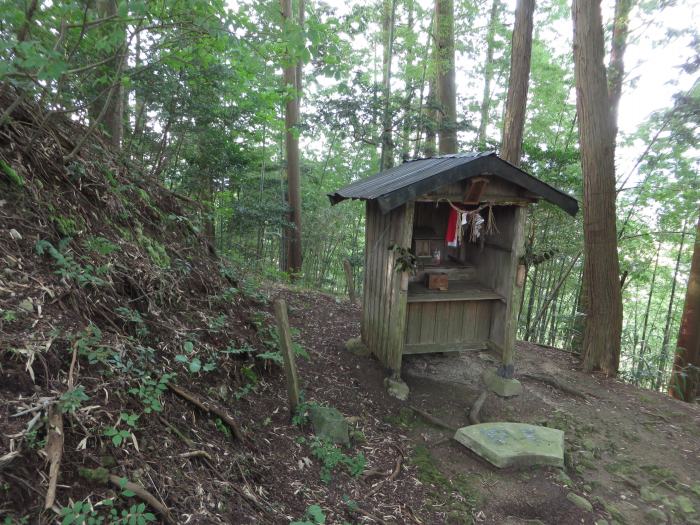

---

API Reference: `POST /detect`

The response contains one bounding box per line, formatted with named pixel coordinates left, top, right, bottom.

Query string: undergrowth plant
left=58, top=498, right=156, bottom=525
left=291, top=504, right=326, bottom=525
left=309, top=437, right=366, bottom=484
left=128, top=373, right=173, bottom=413
left=35, top=238, right=109, bottom=287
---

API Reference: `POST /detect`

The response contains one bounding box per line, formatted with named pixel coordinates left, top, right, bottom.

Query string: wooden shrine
left=328, top=152, right=578, bottom=379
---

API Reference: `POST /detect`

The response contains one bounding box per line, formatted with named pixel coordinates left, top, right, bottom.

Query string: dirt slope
left=1, top=91, right=698, bottom=525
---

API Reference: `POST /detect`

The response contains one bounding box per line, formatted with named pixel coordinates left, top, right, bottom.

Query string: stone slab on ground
left=384, top=377, right=409, bottom=401
left=482, top=368, right=523, bottom=397
left=309, top=406, right=350, bottom=446
left=454, top=422, right=564, bottom=469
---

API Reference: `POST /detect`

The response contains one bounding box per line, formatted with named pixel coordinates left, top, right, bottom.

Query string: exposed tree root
left=468, top=390, right=488, bottom=425
left=107, top=475, right=176, bottom=525
left=521, top=372, right=588, bottom=399
left=409, top=406, right=456, bottom=432
left=168, top=383, right=244, bottom=442
left=366, top=446, right=403, bottom=497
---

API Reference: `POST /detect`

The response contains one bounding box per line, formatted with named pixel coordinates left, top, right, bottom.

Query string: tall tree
left=435, top=0, right=456, bottom=154
left=572, top=0, right=623, bottom=375
left=96, top=0, right=125, bottom=149
left=669, top=213, right=700, bottom=401
left=499, top=0, right=535, bottom=377
left=282, top=0, right=303, bottom=275
left=500, top=0, right=534, bottom=165
left=380, top=0, right=397, bottom=170
left=477, top=0, right=501, bottom=147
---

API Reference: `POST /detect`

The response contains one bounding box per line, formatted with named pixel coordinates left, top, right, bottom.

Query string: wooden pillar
left=500, top=205, right=528, bottom=376
left=274, top=299, right=300, bottom=414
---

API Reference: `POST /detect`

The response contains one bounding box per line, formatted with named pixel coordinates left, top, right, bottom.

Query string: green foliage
left=309, top=437, right=366, bottom=483
left=175, top=341, right=216, bottom=373
left=72, top=323, right=114, bottom=365
left=36, top=239, right=108, bottom=287
left=2, top=310, right=17, bottom=322
left=128, top=373, right=173, bottom=414
left=115, top=307, right=149, bottom=338
left=291, top=504, right=326, bottom=525
left=58, top=498, right=156, bottom=525
left=59, top=386, right=90, bottom=413
left=0, top=158, right=23, bottom=187
left=389, top=244, right=417, bottom=274
left=83, top=236, right=119, bottom=256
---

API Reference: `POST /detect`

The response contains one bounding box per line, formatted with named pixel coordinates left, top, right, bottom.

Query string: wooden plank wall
left=405, top=301, right=491, bottom=348
left=361, top=201, right=415, bottom=376
left=476, top=205, right=527, bottom=361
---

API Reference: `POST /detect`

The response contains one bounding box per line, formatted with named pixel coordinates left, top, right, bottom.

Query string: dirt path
left=277, top=286, right=700, bottom=525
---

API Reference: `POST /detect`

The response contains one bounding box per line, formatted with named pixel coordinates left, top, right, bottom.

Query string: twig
left=179, top=450, right=213, bottom=461
left=367, top=449, right=403, bottom=497
left=108, top=475, right=175, bottom=525
left=168, top=383, right=244, bottom=442
left=409, top=406, right=456, bottom=432
left=158, top=415, right=195, bottom=447
left=469, top=391, right=488, bottom=425
left=0, top=450, right=21, bottom=471
left=44, top=405, right=64, bottom=509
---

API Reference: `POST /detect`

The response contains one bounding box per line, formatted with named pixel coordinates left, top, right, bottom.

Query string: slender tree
left=380, top=0, right=397, bottom=170
left=669, top=213, right=700, bottom=401
left=572, top=0, right=623, bottom=375
left=477, top=0, right=501, bottom=147
left=655, top=224, right=688, bottom=390
left=282, top=0, right=303, bottom=274
left=435, top=0, right=456, bottom=154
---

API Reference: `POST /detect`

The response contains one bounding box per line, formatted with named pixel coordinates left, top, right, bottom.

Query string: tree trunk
left=572, top=0, right=623, bottom=375
left=574, top=0, right=633, bottom=355
left=500, top=0, right=534, bottom=165
left=655, top=223, right=687, bottom=390
left=634, top=242, right=660, bottom=384
left=435, top=0, right=456, bottom=155
left=669, top=213, right=700, bottom=402
left=608, top=0, right=633, bottom=138
left=281, top=0, right=302, bottom=275
left=400, top=0, right=416, bottom=162
left=97, top=0, right=124, bottom=150
left=380, top=0, right=397, bottom=170
left=477, top=0, right=501, bottom=147
left=424, top=77, right=437, bottom=157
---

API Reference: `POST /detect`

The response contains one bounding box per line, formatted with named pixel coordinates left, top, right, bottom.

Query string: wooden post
left=343, top=259, right=357, bottom=304
left=273, top=299, right=300, bottom=414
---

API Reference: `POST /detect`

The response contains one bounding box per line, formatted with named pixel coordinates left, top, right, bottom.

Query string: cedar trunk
left=572, top=0, right=623, bottom=375
left=477, top=0, right=501, bottom=146
left=500, top=0, right=534, bottom=166
left=380, top=0, right=397, bottom=170
left=669, top=214, right=700, bottom=402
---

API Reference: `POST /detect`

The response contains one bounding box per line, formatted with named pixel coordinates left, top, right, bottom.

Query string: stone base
left=483, top=368, right=522, bottom=397
left=345, top=337, right=370, bottom=357
left=454, top=422, right=565, bottom=469
left=384, top=377, right=409, bottom=401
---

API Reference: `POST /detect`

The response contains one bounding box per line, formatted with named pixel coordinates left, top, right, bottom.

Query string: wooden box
left=426, top=272, right=449, bottom=291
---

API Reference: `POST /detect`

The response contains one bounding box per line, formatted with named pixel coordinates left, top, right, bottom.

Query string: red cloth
left=445, top=208, right=459, bottom=246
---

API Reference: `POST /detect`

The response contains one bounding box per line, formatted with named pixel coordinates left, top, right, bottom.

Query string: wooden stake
left=274, top=299, right=300, bottom=414
left=343, top=259, right=357, bottom=304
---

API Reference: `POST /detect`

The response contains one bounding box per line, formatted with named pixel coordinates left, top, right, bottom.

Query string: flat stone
left=309, top=406, right=349, bottom=446
left=384, top=377, right=409, bottom=401
left=453, top=422, right=564, bottom=469
left=567, top=492, right=593, bottom=512
left=482, top=368, right=522, bottom=397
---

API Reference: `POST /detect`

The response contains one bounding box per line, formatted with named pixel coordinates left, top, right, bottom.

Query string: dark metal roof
left=328, top=151, right=579, bottom=216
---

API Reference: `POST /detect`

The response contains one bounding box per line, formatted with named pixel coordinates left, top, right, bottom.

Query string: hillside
left=1, top=93, right=700, bottom=525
